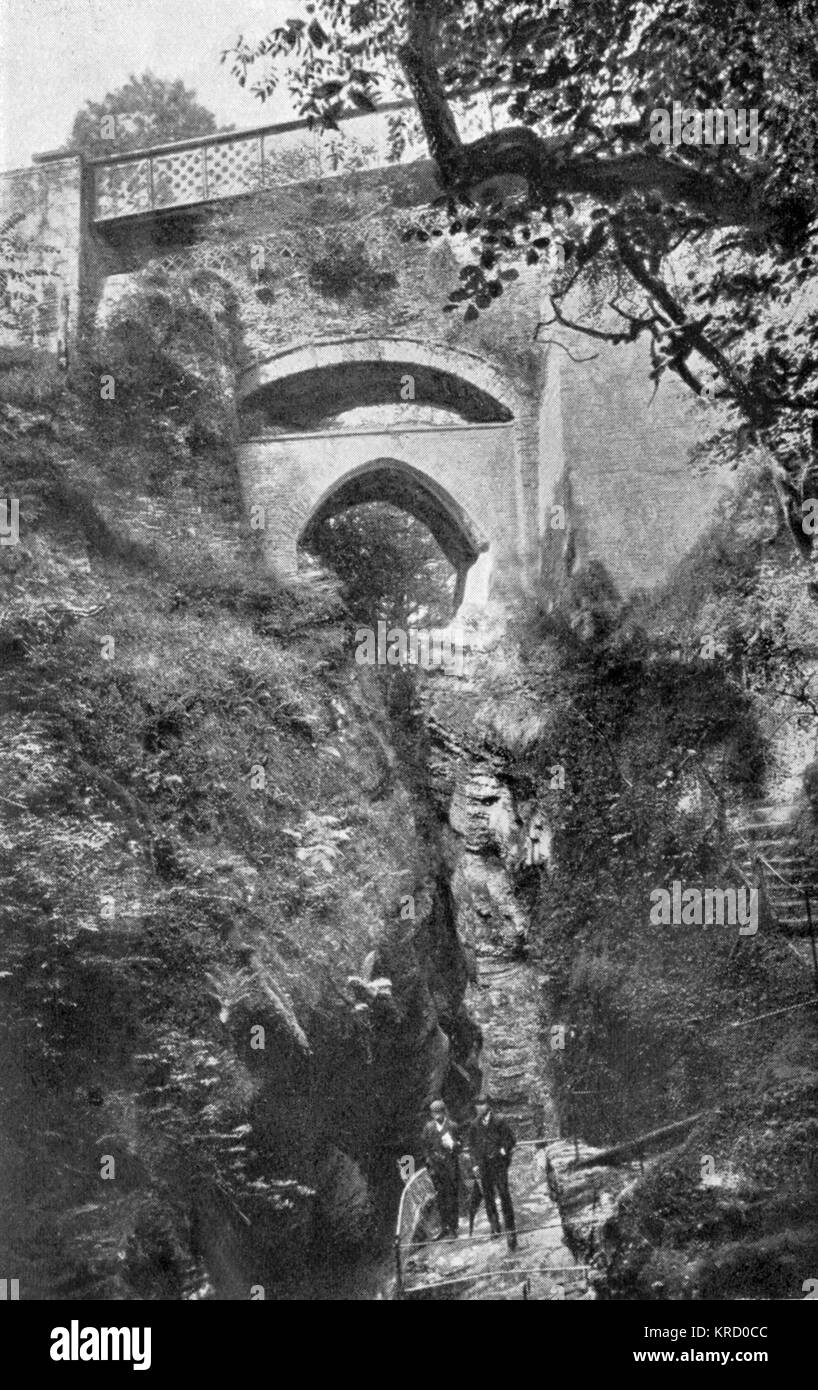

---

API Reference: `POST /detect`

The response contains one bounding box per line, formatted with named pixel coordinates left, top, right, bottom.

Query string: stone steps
left=733, top=802, right=818, bottom=939
left=398, top=953, right=577, bottom=1297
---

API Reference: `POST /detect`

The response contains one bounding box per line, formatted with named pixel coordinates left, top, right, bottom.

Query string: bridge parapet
left=86, top=91, right=504, bottom=224
left=89, top=103, right=419, bottom=223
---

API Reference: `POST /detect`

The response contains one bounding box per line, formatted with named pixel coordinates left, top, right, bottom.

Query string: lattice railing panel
left=152, top=147, right=205, bottom=209
left=94, top=159, right=150, bottom=220
left=91, top=110, right=415, bottom=221
left=207, top=136, right=262, bottom=198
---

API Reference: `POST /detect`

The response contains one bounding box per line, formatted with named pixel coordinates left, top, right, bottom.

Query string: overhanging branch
left=397, top=1, right=775, bottom=233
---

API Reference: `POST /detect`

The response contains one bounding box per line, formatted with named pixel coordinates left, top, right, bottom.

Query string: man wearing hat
left=422, top=1099, right=461, bottom=1239
left=468, top=1097, right=518, bottom=1251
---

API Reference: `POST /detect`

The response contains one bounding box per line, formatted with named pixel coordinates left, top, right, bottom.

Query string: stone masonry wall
left=0, top=154, right=84, bottom=358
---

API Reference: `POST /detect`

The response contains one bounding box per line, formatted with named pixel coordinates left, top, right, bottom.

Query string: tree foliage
left=307, top=501, right=456, bottom=628
left=68, top=71, right=222, bottom=158
left=92, top=266, right=241, bottom=458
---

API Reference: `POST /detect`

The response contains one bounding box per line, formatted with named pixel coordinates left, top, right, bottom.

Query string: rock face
left=428, top=695, right=533, bottom=954
left=546, top=1139, right=640, bottom=1268
left=315, top=1145, right=377, bottom=1252
left=450, top=851, right=529, bottom=954
left=449, top=771, right=521, bottom=856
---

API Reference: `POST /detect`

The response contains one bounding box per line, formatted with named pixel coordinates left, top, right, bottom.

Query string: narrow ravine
left=190, top=619, right=584, bottom=1301
left=394, top=627, right=590, bottom=1299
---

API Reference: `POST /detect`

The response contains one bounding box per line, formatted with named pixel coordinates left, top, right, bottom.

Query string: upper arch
left=237, top=337, right=518, bottom=428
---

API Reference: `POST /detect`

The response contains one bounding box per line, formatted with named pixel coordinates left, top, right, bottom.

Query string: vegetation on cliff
left=0, top=279, right=471, bottom=1299
left=425, top=471, right=818, bottom=1299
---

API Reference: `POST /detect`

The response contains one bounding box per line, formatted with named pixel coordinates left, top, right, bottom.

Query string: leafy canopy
left=307, top=502, right=456, bottom=628
left=68, top=71, right=222, bottom=159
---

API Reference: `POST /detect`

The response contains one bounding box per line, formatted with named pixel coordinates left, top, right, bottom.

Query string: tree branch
left=610, top=224, right=765, bottom=420
left=397, top=1, right=776, bottom=233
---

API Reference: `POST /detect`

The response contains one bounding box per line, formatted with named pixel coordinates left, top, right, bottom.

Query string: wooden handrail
left=569, top=1109, right=717, bottom=1169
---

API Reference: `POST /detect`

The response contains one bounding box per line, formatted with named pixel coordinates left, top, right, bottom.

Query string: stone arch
left=237, top=336, right=520, bottom=427
left=236, top=336, right=534, bottom=607
left=299, top=456, right=489, bottom=609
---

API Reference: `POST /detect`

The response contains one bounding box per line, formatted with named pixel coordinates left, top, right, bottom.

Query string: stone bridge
left=0, top=109, right=724, bottom=608
left=236, top=336, right=530, bottom=607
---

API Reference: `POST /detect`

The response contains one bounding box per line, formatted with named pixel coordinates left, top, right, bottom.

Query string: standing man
left=468, top=1096, right=518, bottom=1251
left=525, top=813, right=551, bottom=869
left=422, top=1099, right=461, bottom=1239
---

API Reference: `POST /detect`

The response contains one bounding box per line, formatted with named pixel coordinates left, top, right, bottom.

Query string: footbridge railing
left=89, top=103, right=411, bottom=223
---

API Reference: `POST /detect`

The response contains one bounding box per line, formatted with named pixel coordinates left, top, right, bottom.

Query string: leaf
left=308, top=18, right=327, bottom=46
left=464, top=304, right=479, bottom=322
left=349, top=88, right=377, bottom=113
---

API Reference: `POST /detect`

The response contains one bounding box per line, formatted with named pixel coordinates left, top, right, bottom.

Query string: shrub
left=92, top=267, right=242, bottom=458
left=0, top=344, right=65, bottom=410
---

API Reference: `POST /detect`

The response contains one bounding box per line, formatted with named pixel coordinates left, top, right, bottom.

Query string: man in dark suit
left=468, top=1097, right=517, bottom=1251
left=422, top=1099, right=461, bottom=1239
